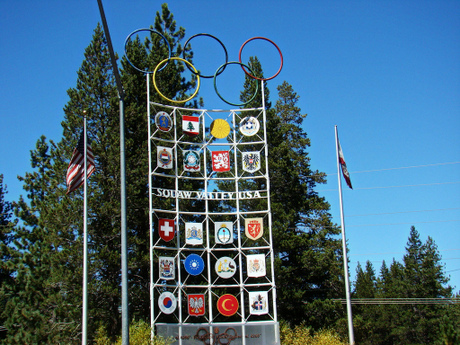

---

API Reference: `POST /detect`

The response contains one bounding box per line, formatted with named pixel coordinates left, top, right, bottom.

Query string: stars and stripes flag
left=66, top=131, right=95, bottom=194
left=337, top=134, right=352, bottom=189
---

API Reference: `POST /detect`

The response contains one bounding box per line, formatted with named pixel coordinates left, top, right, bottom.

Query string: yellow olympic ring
left=152, top=57, right=201, bottom=104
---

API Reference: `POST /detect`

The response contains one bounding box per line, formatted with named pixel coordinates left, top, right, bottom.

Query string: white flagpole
left=335, top=125, right=355, bottom=345
left=82, top=112, right=88, bottom=345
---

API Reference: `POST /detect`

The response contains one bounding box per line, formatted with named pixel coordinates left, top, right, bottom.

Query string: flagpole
left=335, top=125, right=355, bottom=345
left=82, top=112, right=88, bottom=345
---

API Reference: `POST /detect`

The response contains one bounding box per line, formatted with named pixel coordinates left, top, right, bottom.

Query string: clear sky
left=1, top=1, right=459, bottom=293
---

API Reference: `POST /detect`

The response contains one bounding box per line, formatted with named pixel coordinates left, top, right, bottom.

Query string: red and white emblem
left=182, top=115, right=199, bottom=136
left=212, top=151, right=230, bottom=172
left=245, top=218, right=263, bottom=240
left=188, top=294, right=205, bottom=316
left=158, top=218, right=175, bottom=242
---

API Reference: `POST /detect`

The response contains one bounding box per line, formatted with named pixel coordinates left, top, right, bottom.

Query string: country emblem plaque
left=182, top=115, right=199, bottom=136
left=217, top=294, right=239, bottom=317
left=211, top=151, right=230, bottom=172
left=215, top=256, right=237, bottom=279
left=158, top=291, right=177, bottom=314
left=155, top=111, right=173, bottom=132
left=249, top=291, right=269, bottom=315
left=210, top=119, right=231, bottom=139
left=158, top=218, right=175, bottom=242
left=242, top=151, right=261, bottom=173
left=184, top=254, right=205, bottom=276
left=185, top=222, right=203, bottom=245
left=159, top=256, right=175, bottom=280
left=239, top=116, right=259, bottom=136
left=245, top=217, right=263, bottom=240
left=215, top=222, right=233, bottom=245
left=183, top=150, right=200, bottom=172
left=247, top=254, right=266, bottom=277
left=188, top=294, right=205, bottom=316
left=157, top=146, right=173, bottom=169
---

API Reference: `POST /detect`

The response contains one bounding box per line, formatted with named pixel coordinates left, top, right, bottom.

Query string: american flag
left=66, top=131, right=95, bottom=194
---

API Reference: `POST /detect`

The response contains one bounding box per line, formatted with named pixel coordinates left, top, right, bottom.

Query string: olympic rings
left=213, top=61, right=259, bottom=107
left=183, top=33, right=228, bottom=79
left=124, top=28, right=171, bottom=74
left=238, top=37, right=283, bottom=81
left=152, top=57, right=201, bottom=104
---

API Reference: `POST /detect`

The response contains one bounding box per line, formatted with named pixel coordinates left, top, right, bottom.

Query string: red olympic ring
left=238, top=37, right=283, bottom=81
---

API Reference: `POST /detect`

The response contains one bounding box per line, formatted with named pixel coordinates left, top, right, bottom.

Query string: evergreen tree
left=1, top=4, right=198, bottom=343
left=231, top=57, right=344, bottom=327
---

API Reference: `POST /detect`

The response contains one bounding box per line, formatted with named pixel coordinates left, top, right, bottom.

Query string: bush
left=94, top=319, right=174, bottom=345
left=280, top=322, right=347, bottom=345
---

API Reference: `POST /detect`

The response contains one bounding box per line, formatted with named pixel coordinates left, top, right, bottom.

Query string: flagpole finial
left=83, top=110, right=87, bottom=118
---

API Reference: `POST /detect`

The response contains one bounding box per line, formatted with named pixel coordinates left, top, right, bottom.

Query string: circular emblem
left=217, top=294, right=239, bottom=317
left=210, top=119, right=231, bottom=139
left=239, top=116, right=259, bottom=136
left=215, top=257, right=237, bottom=279
left=158, top=291, right=176, bottom=314
left=217, top=226, right=232, bottom=244
left=184, top=254, right=205, bottom=276
left=155, top=111, right=173, bottom=132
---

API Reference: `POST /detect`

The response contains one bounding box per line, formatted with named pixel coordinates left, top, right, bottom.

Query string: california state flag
left=337, top=137, right=353, bottom=189
left=182, top=115, right=199, bottom=136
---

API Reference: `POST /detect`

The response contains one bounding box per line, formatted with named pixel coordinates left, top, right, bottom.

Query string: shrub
left=280, top=321, right=346, bottom=345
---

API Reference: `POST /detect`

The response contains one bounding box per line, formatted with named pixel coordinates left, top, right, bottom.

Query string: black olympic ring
left=213, top=61, right=259, bottom=107
left=183, top=33, right=229, bottom=79
left=124, top=28, right=171, bottom=74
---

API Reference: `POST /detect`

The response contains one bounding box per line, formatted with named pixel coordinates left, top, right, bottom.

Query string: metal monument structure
left=126, top=31, right=283, bottom=345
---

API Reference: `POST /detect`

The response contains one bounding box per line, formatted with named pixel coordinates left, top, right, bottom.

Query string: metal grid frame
left=147, top=76, right=278, bottom=344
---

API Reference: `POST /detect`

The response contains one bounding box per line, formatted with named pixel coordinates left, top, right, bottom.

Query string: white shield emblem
left=184, top=150, right=200, bottom=172
left=242, top=151, right=261, bottom=173
left=157, top=146, right=173, bottom=169
left=215, top=222, right=233, bottom=244
left=159, top=256, right=175, bottom=280
left=185, top=222, right=203, bottom=245
left=249, top=291, right=269, bottom=315
left=245, top=218, right=263, bottom=240
left=247, top=254, right=266, bottom=277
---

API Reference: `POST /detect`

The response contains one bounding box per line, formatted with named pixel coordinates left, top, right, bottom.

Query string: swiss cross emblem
left=212, top=151, right=230, bottom=172
left=245, top=218, right=263, bottom=240
left=158, top=218, right=175, bottom=242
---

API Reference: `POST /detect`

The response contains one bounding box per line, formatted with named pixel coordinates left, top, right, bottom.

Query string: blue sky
left=1, top=1, right=459, bottom=293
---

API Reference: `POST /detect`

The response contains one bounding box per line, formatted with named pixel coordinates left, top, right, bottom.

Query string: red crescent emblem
left=217, top=294, right=239, bottom=317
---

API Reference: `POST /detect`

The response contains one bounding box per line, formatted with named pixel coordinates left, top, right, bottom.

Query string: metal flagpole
left=82, top=113, right=88, bottom=345
left=96, top=1, right=128, bottom=344
left=335, top=125, right=355, bottom=345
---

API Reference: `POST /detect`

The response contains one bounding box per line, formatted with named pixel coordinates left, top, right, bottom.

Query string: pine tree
left=1, top=4, right=198, bottom=343
left=231, top=57, right=344, bottom=327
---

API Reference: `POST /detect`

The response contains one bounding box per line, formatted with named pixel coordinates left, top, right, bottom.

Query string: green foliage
left=280, top=322, right=346, bottom=345
left=94, top=319, right=174, bottom=345
left=352, top=226, right=454, bottom=345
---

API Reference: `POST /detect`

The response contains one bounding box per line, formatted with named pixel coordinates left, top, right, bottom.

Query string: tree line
left=0, top=4, right=457, bottom=344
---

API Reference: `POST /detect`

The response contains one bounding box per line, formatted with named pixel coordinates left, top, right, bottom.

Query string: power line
left=333, top=298, right=459, bottom=305
left=319, top=181, right=460, bottom=192
left=347, top=207, right=460, bottom=218
left=347, top=219, right=460, bottom=228
left=325, top=161, right=460, bottom=176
